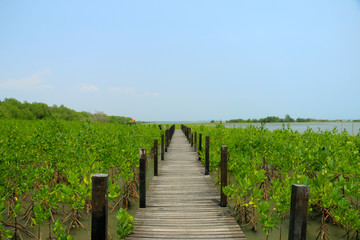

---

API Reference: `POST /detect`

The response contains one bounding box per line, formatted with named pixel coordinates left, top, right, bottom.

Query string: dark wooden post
left=139, top=148, right=146, bottom=208
left=199, top=133, right=202, bottom=160
left=154, top=139, right=158, bottom=176
left=161, top=134, right=164, bottom=160
left=167, top=128, right=170, bottom=147
left=205, top=136, right=209, bottom=175
left=165, top=130, right=168, bottom=152
left=194, top=131, right=197, bottom=151
left=91, top=174, right=109, bottom=240
left=220, top=146, right=228, bottom=207
left=288, top=184, right=309, bottom=240
left=190, top=133, right=193, bottom=147
left=168, top=129, right=170, bottom=148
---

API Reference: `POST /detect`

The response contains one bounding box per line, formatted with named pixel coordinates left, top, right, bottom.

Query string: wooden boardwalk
left=126, top=129, right=246, bottom=239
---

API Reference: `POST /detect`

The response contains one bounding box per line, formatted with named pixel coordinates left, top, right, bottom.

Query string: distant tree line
left=226, top=114, right=334, bottom=123
left=0, top=98, right=133, bottom=123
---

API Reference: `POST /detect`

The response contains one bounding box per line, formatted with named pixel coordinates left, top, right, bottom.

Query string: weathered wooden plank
left=127, top=235, right=246, bottom=239
left=126, top=129, right=246, bottom=240
left=133, top=219, right=237, bottom=224
left=127, top=232, right=246, bottom=238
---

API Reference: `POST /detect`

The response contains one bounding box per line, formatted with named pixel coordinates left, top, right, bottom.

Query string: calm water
left=227, top=122, right=360, bottom=135
left=242, top=218, right=346, bottom=240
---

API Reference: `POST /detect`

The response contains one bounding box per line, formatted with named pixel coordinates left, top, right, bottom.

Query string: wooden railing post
left=165, top=130, right=168, bottom=152
left=161, top=134, right=165, bottom=160
left=220, top=146, right=227, bottom=207
left=194, top=131, right=197, bottom=151
left=205, top=136, right=209, bottom=175
left=154, top=139, right=158, bottom=176
left=190, top=133, right=193, bottom=147
left=167, top=129, right=170, bottom=148
left=288, top=184, right=309, bottom=240
left=198, top=133, right=202, bottom=160
left=171, top=124, right=175, bottom=139
left=91, top=174, right=109, bottom=240
left=139, top=148, right=146, bottom=208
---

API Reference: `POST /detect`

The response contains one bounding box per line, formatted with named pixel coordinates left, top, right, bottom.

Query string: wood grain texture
left=126, top=129, right=246, bottom=240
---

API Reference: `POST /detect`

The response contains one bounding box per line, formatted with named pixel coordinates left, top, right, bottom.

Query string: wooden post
left=91, top=174, right=109, bottom=240
left=168, top=128, right=171, bottom=145
left=165, top=130, right=168, bottom=152
left=288, top=184, right=309, bottom=240
left=139, top=148, right=146, bottom=208
left=190, top=133, right=193, bottom=147
left=220, top=146, right=227, bottom=207
left=166, top=129, right=169, bottom=148
left=154, top=139, right=158, bottom=176
left=161, top=134, right=165, bottom=160
left=205, top=136, right=209, bottom=175
left=199, top=133, right=202, bottom=160
left=194, top=131, right=197, bottom=151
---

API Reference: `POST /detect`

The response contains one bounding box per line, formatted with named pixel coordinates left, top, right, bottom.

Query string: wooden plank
left=127, top=235, right=246, bottom=239
left=126, top=129, right=246, bottom=240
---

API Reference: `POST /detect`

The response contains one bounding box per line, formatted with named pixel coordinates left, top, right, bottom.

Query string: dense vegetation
left=226, top=114, right=350, bottom=123
left=0, top=98, right=132, bottom=123
left=191, top=123, right=360, bottom=240
left=0, top=119, right=162, bottom=239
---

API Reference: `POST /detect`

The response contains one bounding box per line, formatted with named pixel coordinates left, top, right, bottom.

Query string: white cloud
left=109, top=87, right=160, bottom=97
left=81, top=85, right=100, bottom=92
left=0, top=68, right=53, bottom=90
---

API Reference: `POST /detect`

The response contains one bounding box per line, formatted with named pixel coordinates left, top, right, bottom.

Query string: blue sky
left=1, top=1, right=359, bottom=121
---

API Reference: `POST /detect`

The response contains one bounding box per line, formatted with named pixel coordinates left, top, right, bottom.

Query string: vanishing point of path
left=126, top=129, right=246, bottom=239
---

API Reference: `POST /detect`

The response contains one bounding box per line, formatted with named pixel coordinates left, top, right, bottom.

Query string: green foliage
left=0, top=119, right=160, bottom=238
left=190, top=123, right=360, bottom=239
left=53, top=219, right=73, bottom=240
left=116, top=208, right=135, bottom=239
left=227, top=114, right=332, bottom=123
left=109, top=115, right=133, bottom=124
left=0, top=98, right=133, bottom=122
left=0, top=197, right=13, bottom=239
